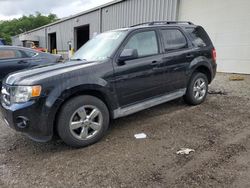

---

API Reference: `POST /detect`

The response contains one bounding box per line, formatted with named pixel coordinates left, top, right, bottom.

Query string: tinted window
left=186, top=26, right=212, bottom=47
left=0, top=49, right=22, bottom=60
left=124, top=31, right=158, bottom=57
left=161, top=29, right=187, bottom=51
left=25, top=50, right=38, bottom=57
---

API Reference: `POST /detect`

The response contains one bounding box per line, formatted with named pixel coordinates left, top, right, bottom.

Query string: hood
left=4, top=60, right=99, bottom=86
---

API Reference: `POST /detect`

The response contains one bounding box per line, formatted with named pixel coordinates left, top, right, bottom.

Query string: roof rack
left=130, top=21, right=194, bottom=27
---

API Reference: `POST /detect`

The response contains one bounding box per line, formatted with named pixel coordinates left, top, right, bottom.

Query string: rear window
left=186, top=26, right=212, bottom=47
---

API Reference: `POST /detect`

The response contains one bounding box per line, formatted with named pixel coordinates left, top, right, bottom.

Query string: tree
left=0, top=13, right=58, bottom=45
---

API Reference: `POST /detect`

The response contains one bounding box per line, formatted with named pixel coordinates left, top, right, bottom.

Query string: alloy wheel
left=193, top=78, right=207, bottom=101
left=69, top=105, right=103, bottom=140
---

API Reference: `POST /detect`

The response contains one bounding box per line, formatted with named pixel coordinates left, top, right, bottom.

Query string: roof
left=17, top=0, right=125, bottom=36
left=130, top=21, right=194, bottom=27
left=116, top=21, right=197, bottom=32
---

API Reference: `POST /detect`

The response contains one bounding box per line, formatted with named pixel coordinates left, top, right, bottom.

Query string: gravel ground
left=0, top=73, right=250, bottom=188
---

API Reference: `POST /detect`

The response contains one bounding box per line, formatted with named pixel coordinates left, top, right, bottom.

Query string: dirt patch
left=0, top=73, right=250, bottom=188
left=208, top=89, right=228, bottom=95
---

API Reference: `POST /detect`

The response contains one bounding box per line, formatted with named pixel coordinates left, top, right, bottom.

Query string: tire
left=184, top=72, right=208, bottom=105
left=57, top=95, right=109, bottom=148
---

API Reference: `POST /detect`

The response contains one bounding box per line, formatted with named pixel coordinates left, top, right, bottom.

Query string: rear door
left=113, top=29, right=165, bottom=107
left=160, top=28, right=194, bottom=91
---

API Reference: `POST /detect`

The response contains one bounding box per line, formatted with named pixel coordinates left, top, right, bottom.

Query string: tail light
left=212, top=48, right=217, bottom=63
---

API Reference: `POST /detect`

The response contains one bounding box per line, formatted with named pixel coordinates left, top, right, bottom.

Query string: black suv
left=0, top=21, right=217, bottom=147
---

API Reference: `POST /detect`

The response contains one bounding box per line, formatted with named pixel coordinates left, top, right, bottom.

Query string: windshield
left=71, top=30, right=127, bottom=61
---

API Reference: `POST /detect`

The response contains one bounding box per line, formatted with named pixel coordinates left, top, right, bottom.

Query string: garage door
left=178, top=0, right=250, bottom=74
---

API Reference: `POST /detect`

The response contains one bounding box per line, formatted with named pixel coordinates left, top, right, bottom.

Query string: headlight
left=10, top=85, right=42, bottom=103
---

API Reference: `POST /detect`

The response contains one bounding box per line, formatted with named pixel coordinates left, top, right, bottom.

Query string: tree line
left=0, top=12, right=58, bottom=44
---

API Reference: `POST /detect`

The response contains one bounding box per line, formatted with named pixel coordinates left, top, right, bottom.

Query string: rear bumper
left=0, top=99, right=53, bottom=142
left=211, top=63, right=217, bottom=81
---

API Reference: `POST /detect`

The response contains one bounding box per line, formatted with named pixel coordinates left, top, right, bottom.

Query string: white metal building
left=12, top=0, right=178, bottom=55
left=179, top=0, right=250, bottom=74
left=12, top=0, right=250, bottom=74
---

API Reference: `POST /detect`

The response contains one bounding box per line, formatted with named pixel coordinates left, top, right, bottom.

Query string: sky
left=0, top=0, right=114, bottom=20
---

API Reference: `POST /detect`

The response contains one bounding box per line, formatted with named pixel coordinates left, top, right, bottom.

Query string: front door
left=113, top=30, right=165, bottom=107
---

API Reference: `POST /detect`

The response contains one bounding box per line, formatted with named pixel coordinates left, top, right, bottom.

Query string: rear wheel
left=184, top=72, right=208, bottom=105
left=57, top=95, right=109, bottom=147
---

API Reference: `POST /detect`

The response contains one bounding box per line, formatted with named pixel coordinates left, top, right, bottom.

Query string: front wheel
left=184, top=72, right=208, bottom=105
left=57, top=95, right=109, bottom=147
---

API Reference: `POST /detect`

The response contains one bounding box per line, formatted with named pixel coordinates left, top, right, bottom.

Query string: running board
left=113, top=88, right=186, bottom=119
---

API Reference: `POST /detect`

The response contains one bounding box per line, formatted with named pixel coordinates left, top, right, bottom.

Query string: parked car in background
left=0, top=39, right=6, bottom=46
left=0, top=21, right=217, bottom=147
left=0, top=46, right=61, bottom=87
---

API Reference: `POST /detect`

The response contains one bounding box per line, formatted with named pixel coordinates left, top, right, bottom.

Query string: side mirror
left=118, top=49, right=138, bottom=63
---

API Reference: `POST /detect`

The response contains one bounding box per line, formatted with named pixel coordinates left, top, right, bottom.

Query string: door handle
left=117, top=61, right=126, bottom=66
left=186, top=54, right=194, bottom=58
left=151, top=61, right=159, bottom=65
left=18, top=60, right=28, bottom=64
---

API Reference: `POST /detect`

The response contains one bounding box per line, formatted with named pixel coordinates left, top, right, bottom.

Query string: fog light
left=16, top=116, right=29, bottom=129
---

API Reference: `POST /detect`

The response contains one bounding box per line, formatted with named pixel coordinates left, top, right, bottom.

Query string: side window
left=15, top=50, right=24, bottom=58
left=186, top=27, right=211, bottom=47
left=24, top=50, right=38, bottom=58
left=124, top=31, right=159, bottom=57
left=0, top=49, right=25, bottom=60
left=0, top=49, right=17, bottom=60
left=161, top=29, right=187, bottom=51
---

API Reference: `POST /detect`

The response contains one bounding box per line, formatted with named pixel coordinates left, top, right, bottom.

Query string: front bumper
left=0, top=99, right=53, bottom=142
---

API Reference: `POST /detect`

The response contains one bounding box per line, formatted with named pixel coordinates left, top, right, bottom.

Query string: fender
left=187, top=56, right=214, bottom=82
left=42, top=78, right=119, bottom=137
left=55, top=84, right=118, bottom=110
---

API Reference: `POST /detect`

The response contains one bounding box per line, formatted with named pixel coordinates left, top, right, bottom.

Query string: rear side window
left=186, top=26, right=212, bottom=47
left=161, top=29, right=187, bottom=51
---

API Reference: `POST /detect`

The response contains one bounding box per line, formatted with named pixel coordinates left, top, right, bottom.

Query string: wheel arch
left=188, top=60, right=212, bottom=84
left=51, top=86, right=117, bottom=137
left=194, top=65, right=212, bottom=84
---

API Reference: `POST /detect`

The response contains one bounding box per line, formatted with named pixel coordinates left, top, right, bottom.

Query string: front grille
left=1, top=85, right=11, bottom=105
